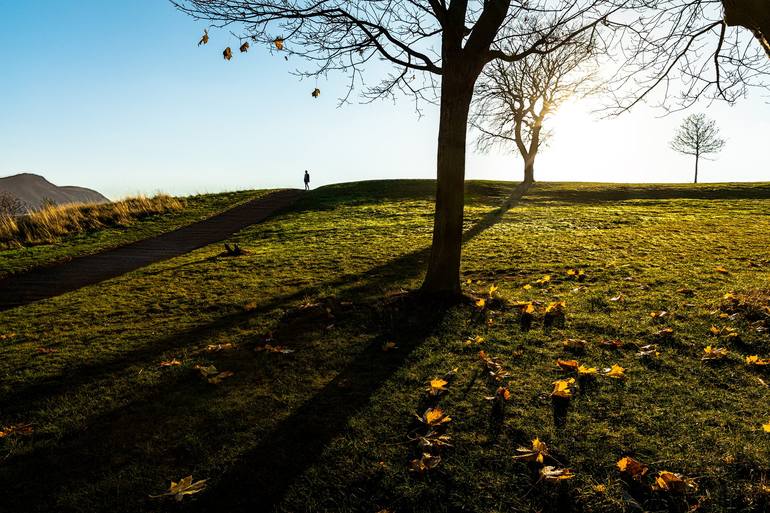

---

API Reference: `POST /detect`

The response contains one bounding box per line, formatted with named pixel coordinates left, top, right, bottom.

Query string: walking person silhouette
left=303, top=170, right=310, bottom=191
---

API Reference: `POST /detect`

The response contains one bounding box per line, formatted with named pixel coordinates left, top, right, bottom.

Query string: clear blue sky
left=1, top=0, right=768, bottom=199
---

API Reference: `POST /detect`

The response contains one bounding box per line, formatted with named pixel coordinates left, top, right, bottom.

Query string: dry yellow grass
left=0, top=194, right=184, bottom=247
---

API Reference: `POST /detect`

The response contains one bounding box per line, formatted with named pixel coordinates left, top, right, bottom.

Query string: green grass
left=0, top=189, right=267, bottom=278
left=1, top=180, right=769, bottom=513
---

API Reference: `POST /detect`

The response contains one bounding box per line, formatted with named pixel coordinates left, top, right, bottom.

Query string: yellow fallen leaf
left=523, top=284, right=532, bottom=290
left=702, top=345, right=729, bottom=361
left=427, top=378, right=448, bottom=396
left=714, top=266, right=729, bottom=274
left=746, top=355, right=770, bottom=366
left=475, top=298, right=486, bottom=309
left=150, top=476, right=207, bottom=501
left=616, top=456, right=648, bottom=480
left=652, top=471, right=698, bottom=493
left=488, top=284, right=498, bottom=297
left=551, top=378, right=575, bottom=398
left=763, top=422, right=770, bottom=432
left=416, top=407, right=451, bottom=427
left=604, top=364, right=625, bottom=379
left=513, top=437, right=549, bottom=464
left=578, top=364, right=598, bottom=376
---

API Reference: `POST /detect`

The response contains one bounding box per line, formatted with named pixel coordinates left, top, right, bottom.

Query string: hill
left=0, top=180, right=769, bottom=513
left=0, top=173, right=109, bottom=211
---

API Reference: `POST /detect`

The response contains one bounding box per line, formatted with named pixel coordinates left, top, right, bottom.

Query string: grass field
left=1, top=180, right=769, bottom=513
left=0, top=189, right=267, bottom=278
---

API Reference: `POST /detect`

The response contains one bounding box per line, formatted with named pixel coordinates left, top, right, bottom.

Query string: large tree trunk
left=421, top=70, right=476, bottom=296
left=723, top=0, right=770, bottom=57
left=523, top=152, right=536, bottom=183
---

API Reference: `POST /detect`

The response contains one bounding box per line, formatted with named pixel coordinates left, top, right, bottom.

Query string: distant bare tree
left=472, top=36, right=598, bottom=183
left=670, top=113, right=726, bottom=183
left=0, top=192, right=27, bottom=218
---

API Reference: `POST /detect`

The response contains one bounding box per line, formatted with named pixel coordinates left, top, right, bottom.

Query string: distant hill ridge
left=0, top=173, right=109, bottom=211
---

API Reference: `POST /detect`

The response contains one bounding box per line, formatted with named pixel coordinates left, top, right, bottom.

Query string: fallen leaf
left=601, top=339, right=624, bottom=349
left=415, top=407, right=451, bottom=427
left=746, top=355, right=770, bottom=366
left=714, top=266, right=729, bottom=274
left=409, top=453, right=441, bottom=473
left=556, top=359, right=580, bottom=372
left=649, top=310, right=667, bottom=319
left=609, top=294, right=624, bottom=302
left=551, top=378, right=575, bottom=398
left=702, top=345, right=728, bottom=361
left=604, top=364, right=625, bottom=379
left=652, top=471, right=698, bottom=493
left=159, top=358, right=182, bottom=367
left=417, top=431, right=452, bottom=449
left=536, top=275, right=552, bottom=285
left=207, top=370, right=234, bottom=385
left=563, top=338, right=587, bottom=350
left=617, top=456, right=649, bottom=480
left=427, top=378, right=448, bottom=396
left=523, top=284, right=533, bottom=290
left=637, top=344, right=660, bottom=358
left=545, top=301, right=566, bottom=315
left=513, top=437, right=550, bottom=463
left=540, top=466, right=575, bottom=481
left=475, top=298, right=486, bottom=309
left=488, top=284, right=498, bottom=297
left=763, top=422, right=770, bottom=432
left=0, top=423, right=33, bottom=438
left=150, top=476, right=207, bottom=501
left=578, top=364, right=598, bottom=376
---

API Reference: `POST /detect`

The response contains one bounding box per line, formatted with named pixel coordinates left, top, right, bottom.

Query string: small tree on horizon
left=670, top=113, right=726, bottom=183
left=472, top=36, right=598, bottom=183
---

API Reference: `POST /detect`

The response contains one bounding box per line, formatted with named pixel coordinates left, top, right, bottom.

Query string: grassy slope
left=0, top=189, right=267, bottom=278
left=0, top=180, right=769, bottom=513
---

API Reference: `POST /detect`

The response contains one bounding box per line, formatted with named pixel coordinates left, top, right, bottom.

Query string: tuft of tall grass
left=0, top=194, right=184, bottom=247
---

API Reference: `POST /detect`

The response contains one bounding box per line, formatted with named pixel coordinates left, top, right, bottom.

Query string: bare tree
left=670, top=113, right=726, bottom=183
left=172, top=0, right=628, bottom=296
left=172, top=0, right=768, bottom=296
left=472, top=36, right=598, bottom=183
left=610, top=0, right=770, bottom=112
left=0, top=192, right=27, bottom=218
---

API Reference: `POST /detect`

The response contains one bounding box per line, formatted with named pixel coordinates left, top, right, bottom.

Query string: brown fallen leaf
left=150, top=475, right=207, bottom=501
left=159, top=358, right=182, bottom=367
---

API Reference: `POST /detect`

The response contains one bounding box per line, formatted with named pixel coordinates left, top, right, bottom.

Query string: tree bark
left=421, top=69, right=477, bottom=296
left=523, top=158, right=535, bottom=183
left=723, top=0, right=770, bottom=58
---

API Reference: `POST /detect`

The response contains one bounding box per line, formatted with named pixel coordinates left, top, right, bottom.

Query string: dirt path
left=0, top=189, right=302, bottom=312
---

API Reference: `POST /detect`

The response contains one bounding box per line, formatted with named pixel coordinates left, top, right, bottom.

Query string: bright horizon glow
left=0, top=0, right=768, bottom=200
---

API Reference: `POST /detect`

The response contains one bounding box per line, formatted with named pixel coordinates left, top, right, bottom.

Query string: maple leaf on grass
left=513, top=438, right=550, bottom=464
left=604, top=364, right=625, bottom=379
left=150, top=475, right=207, bottom=501
left=426, top=378, right=448, bottom=396
left=551, top=378, right=575, bottom=399
left=556, top=359, right=579, bottom=372
left=702, top=345, right=729, bottom=361
left=652, top=471, right=698, bottom=493
left=616, top=456, right=649, bottom=480
left=415, top=407, right=451, bottom=427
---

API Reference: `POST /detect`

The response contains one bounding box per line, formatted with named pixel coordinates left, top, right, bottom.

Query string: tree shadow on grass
left=0, top=181, right=531, bottom=417
left=0, top=182, right=532, bottom=511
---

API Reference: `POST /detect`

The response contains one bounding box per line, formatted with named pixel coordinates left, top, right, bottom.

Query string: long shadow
left=0, top=181, right=532, bottom=416
left=189, top=294, right=452, bottom=513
